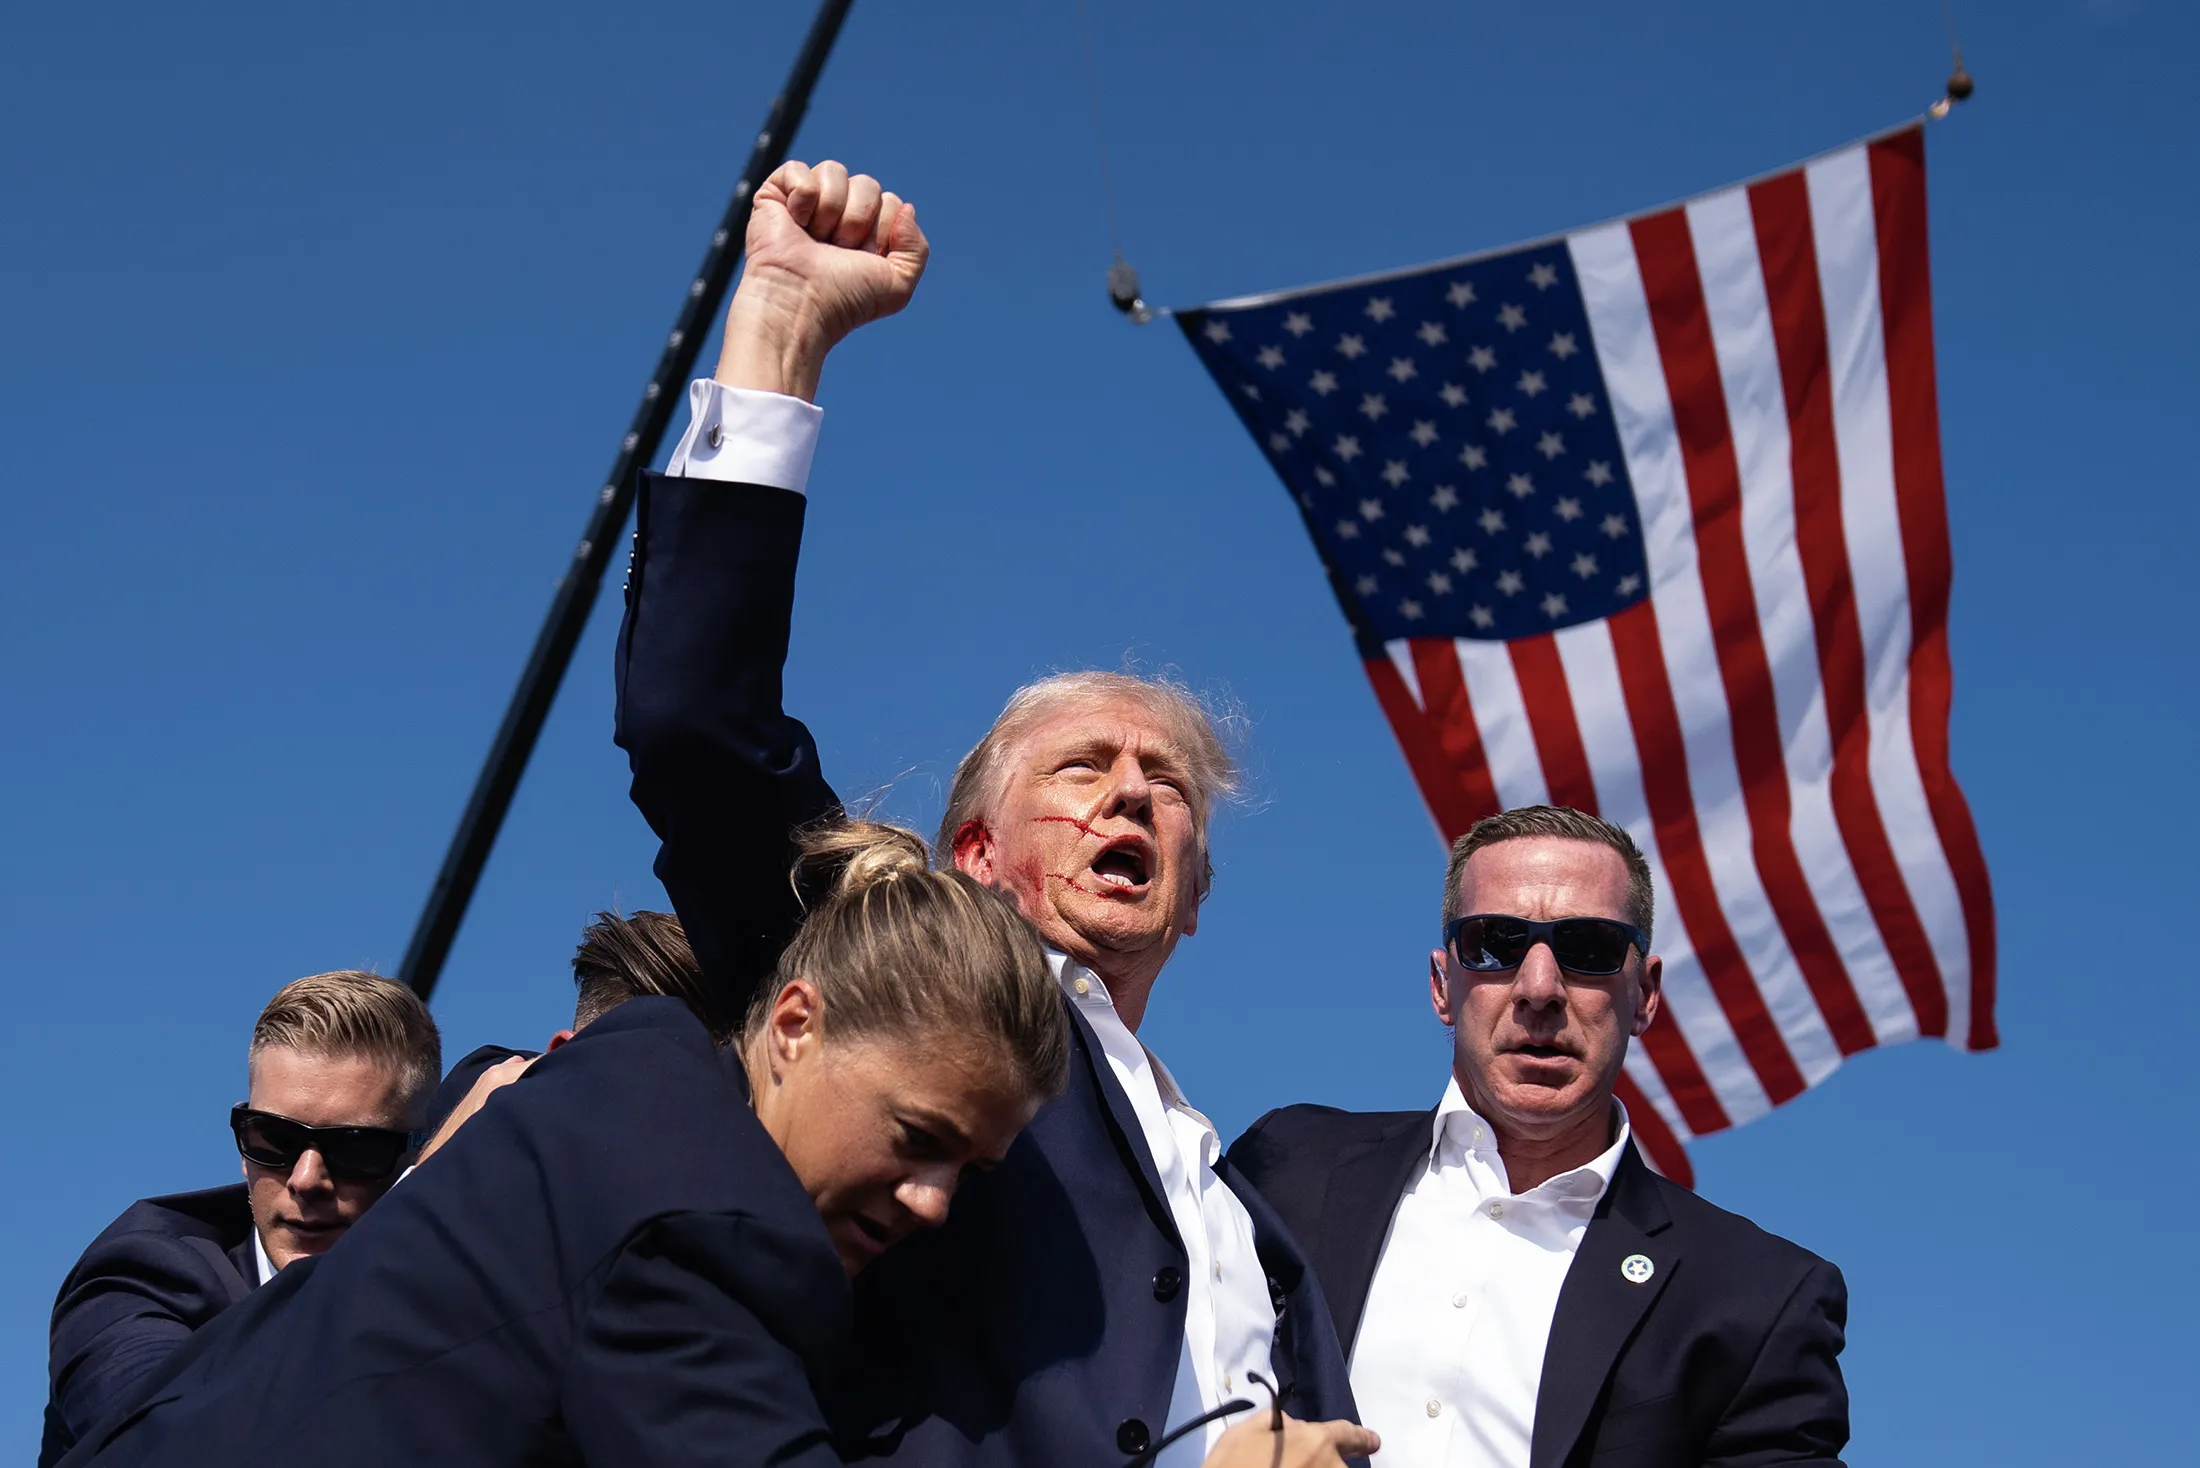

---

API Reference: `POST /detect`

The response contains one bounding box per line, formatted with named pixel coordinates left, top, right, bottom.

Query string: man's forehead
left=1459, top=837, right=1629, bottom=908
left=1014, top=697, right=1192, bottom=764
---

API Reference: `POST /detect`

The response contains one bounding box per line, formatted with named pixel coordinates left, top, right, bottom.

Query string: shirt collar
left=251, top=1225, right=277, bottom=1286
left=1431, top=1074, right=1632, bottom=1202
left=1048, top=951, right=1196, bottom=1114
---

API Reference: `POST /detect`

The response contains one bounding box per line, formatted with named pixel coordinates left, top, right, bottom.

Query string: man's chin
left=1059, top=909, right=1180, bottom=961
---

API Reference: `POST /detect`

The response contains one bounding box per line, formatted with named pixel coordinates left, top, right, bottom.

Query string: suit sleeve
left=45, top=1234, right=242, bottom=1452
left=565, top=1212, right=849, bottom=1468
left=1702, top=1258, right=1850, bottom=1467
left=614, top=474, right=842, bottom=1029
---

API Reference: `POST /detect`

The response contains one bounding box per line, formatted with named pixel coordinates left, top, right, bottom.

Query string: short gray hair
left=1441, top=805, right=1655, bottom=940
left=936, top=672, right=1239, bottom=898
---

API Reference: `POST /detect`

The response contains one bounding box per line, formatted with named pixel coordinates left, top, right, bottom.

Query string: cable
left=1072, top=0, right=1151, bottom=321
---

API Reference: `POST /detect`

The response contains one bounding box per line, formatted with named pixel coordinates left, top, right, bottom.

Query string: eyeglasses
left=1444, top=913, right=1648, bottom=977
left=229, top=1105, right=418, bottom=1182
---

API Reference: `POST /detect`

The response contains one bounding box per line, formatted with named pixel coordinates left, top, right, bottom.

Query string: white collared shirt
left=251, top=1225, right=277, bottom=1286
left=1052, top=953, right=1278, bottom=1468
left=1348, top=1079, right=1631, bottom=1468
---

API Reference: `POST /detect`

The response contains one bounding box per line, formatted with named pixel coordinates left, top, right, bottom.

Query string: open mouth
left=1089, top=839, right=1152, bottom=892
left=848, top=1214, right=894, bottom=1255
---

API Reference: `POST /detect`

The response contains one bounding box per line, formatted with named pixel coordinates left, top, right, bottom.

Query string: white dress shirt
left=1349, top=1080, right=1631, bottom=1468
left=252, top=1226, right=276, bottom=1286
left=1051, top=953, right=1278, bottom=1467
left=663, top=382, right=1278, bottom=1459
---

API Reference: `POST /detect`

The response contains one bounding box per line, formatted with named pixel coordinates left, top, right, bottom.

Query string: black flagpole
left=399, top=0, right=858, bottom=1001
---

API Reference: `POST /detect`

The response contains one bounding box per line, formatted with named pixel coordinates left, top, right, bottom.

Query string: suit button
left=1117, top=1419, right=1152, bottom=1454
left=1152, top=1266, right=1183, bottom=1302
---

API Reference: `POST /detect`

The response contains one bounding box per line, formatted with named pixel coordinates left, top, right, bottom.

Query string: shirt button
left=1212, top=1262, right=1223, bottom=1280
left=1471, top=1126, right=1485, bottom=1143
left=1224, top=1372, right=1234, bottom=1392
left=1452, top=1291, right=1469, bottom=1308
left=706, top=423, right=725, bottom=449
left=1426, top=1399, right=1442, bottom=1418
left=1489, top=1201, right=1506, bottom=1219
left=1073, top=977, right=1091, bottom=996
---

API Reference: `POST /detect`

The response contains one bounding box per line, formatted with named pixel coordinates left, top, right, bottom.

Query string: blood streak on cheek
left=1032, top=815, right=1106, bottom=840
left=1044, top=873, right=1098, bottom=895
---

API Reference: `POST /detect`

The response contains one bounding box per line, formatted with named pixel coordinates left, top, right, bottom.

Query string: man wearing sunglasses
left=41, top=971, right=440, bottom=1467
left=1229, top=805, right=1849, bottom=1468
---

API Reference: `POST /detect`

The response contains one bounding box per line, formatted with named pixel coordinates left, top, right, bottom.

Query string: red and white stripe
left=1363, top=127, right=1996, bottom=1184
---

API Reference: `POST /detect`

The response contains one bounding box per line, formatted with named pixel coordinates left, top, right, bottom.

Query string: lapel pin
left=1620, top=1254, right=1654, bottom=1285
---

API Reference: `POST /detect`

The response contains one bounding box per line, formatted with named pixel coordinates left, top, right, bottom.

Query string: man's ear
left=1632, top=954, right=1664, bottom=1037
left=951, top=819, right=997, bottom=886
left=544, top=1029, right=578, bottom=1052
left=1429, top=950, right=1454, bottom=1026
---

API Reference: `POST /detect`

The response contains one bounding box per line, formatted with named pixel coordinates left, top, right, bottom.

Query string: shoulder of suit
left=88, top=1185, right=253, bottom=1253
left=1239, top=1103, right=1428, bottom=1152
left=1638, top=1163, right=1840, bottom=1283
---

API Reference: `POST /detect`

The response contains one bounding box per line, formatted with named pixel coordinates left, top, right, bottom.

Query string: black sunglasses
left=1444, top=913, right=1649, bottom=977
left=229, top=1105, right=418, bottom=1182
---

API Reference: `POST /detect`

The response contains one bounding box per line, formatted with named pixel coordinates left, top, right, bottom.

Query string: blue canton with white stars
left=1183, top=245, right=1649, bottom=643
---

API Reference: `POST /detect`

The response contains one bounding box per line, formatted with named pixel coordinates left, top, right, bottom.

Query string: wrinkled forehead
left=1458, top=836, right=1632, bottom=917
left=1006, top=695, right=1200, bottom=777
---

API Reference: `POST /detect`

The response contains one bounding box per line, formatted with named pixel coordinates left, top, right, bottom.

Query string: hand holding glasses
left=1130, top=1373, right=1379, bottom=1468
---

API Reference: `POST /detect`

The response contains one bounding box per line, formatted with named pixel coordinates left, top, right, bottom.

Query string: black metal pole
left=400, top=0, right=858, bottom=1000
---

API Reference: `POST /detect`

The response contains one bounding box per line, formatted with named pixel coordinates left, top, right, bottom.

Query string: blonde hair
left=1442, top=805, right=1655, bottom=940
left=249, top=972, right=443, bottom=1120
left=935, top=671, right=1239, bottom=898
left=745, top=820, right=1069, bottom=1101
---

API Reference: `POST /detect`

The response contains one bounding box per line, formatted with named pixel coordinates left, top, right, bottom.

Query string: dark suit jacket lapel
left=1065, top=999, right=1178, bottom=1245
left=1316, top=1110, right=1436, bottom=1354
left=1530, top=1144, right=1677, bottom=1468
left=224, top=1235, right=260, bottom=1298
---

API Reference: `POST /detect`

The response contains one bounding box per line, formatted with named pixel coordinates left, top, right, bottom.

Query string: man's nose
left=1512, top=943, right=1569, bottom=1008
left=898, top=1168, right=959, bottom=1230
left=287, top=1147, right=335, bottom=1195
left=1100, top=753, right=1153, bottom=817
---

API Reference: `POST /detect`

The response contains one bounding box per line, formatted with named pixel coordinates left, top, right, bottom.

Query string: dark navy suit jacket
left=41, top=1044, right=520, bottom=1466
left=40, top=1185, right=259, bottom=1467
left=1230, top=1105, right=1850, bottom=1468
left=57, top=998, right=851, bottom=1468
left=615, top=473, right=1359, bottom=1468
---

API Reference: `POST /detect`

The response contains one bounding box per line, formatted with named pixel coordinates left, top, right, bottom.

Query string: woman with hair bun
left=59, top=820, right=1373, bottom=1468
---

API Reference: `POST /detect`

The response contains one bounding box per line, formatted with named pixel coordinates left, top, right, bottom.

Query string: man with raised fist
left=613, top=158, right=1363, bottom=1468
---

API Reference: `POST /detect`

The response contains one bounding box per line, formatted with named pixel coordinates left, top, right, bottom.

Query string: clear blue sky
left=3, top=0, right=2193, bottom=1459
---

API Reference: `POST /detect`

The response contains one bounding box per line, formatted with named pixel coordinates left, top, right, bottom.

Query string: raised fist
left=715, top=159, right=930, bottom=402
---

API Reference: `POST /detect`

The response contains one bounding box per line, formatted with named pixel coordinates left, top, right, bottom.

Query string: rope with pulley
left=1074, top=0, right=1153, bottom=323
left=1929, top=0, right=1975, bottom=118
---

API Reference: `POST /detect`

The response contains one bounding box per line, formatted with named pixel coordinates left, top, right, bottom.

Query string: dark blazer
left=615, top=473, right=1359, bottom=1468
left=1229, top=1105, right=1850, bottom=1468
left=57, top=998, right=851, bottom=1468
left=40, top=1185, right=259, bottom=1467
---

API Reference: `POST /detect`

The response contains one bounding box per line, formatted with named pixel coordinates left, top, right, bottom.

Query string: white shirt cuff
left=663, top=379, right=823, bottom=493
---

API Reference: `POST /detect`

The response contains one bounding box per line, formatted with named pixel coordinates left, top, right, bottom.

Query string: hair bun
left=796, top=819, right=933, bottom=902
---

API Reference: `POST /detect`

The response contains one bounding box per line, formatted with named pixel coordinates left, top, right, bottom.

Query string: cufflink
left=707, top=423, right=725, bottom=449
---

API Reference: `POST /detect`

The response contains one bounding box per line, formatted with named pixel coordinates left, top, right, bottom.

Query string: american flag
left=1180, top=124, right=1995, bottom=1183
